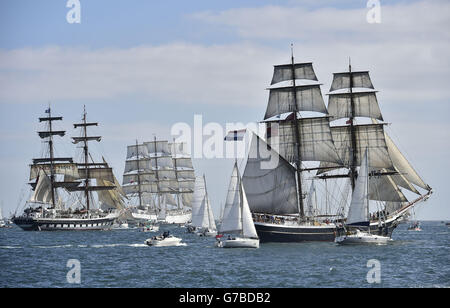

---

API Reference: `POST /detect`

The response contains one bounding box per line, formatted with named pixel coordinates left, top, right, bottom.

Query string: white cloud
left=0, top=44, right=282, bottom=107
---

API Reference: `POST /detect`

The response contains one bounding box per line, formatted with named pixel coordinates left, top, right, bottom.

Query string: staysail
left=242, top=133, right=298, bottom=215
left=346, top=148, right=370, bottom=227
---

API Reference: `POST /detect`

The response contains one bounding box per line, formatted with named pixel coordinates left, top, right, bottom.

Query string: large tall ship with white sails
left=122, top=138, right=195, bottom=224
left=241, top=52, right=432, bottom=242
left=12, top=107, right=123, bottom=231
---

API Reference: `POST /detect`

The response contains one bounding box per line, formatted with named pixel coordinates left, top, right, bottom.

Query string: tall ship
left=12, top=107, right=123, bottom=231
left=241, top=52, right=432, bottom=242
left=122, top=138, right=195, bottom=225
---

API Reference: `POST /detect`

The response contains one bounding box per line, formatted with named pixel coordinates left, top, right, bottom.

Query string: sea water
left=0, top=221, right=448, bottom=288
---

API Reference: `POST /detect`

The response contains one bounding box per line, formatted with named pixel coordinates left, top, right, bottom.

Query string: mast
left=173, top=138, right=181, bottom=210
left=290, top=46, right=305, bottom=220
left=348, top=58, right=358, bottom=191
left=135, top=139, right=143, bottom=208
left=202, top=174, right=209, bottom=227
left=72, top=106, right=114, bottom=214
left=36, top=106, right=67, bottom=210
left=236, top=162, right=244, bottom=237
left=83, top=107, right=90, bottom=212
left=153, top=136, right=162, bottom=213
left=47, top=107, right=56, bottom=209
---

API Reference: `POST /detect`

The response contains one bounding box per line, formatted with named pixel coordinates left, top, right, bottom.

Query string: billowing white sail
left=29, top=170, right=53, bottom=204
left=191, top=176, right=207, bottom=227
left=126, top=144, right=148, bottom=160
left=266, top=116, right=342, bottom=165
left=329, top=124, right=393, bottom=169
left=220, top=163, right=242, bottom=234
left=327, top=91, right=383, bottom=121
left=207, top=197, right=217, bottom=231
left=347, top=148, right=369, bottom=227
left=241, top=184, right=258, bottom=239
left=29, top=163, right=79, bottom=181
left=242, top=133, right=298, bottom=215
left=220, top=162, right=257, bottom=239
left=384, top=127, right=430, bottom=191
left=369, top=170, right=407, bottom=203
left=264, top=85, right=328, bottom=119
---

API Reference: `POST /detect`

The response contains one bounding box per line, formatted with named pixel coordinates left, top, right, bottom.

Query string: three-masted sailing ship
left=241, top=52, right=432, bottom=242
left=122, top=138, right=195, bottom=224
left=13, top=107, right=123, bottom=231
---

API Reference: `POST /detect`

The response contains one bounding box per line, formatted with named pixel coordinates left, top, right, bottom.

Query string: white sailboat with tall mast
left=190, top=175, right=217, bottom=236
left=13, top=107, right=122, bottom=231
left=335, top=148, right=391, bottom=244
left=216, top=161, right=259, bottom=248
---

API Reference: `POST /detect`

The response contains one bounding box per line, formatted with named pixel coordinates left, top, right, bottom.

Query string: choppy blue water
left=1, top=221, right=449, bottom=288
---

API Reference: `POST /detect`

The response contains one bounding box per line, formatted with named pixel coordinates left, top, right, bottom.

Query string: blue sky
left=0, top=0, right=449, bottom=220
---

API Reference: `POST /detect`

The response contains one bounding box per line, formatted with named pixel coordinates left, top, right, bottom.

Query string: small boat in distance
left=141, top=223, right=159, bottom=232
left=335, top=149, right=392, bottom=245
left=407, top=221, right=422, bottom=231
left=215, top=161, right=259, bottom=249
left=145, top=231, right=182, bottom=247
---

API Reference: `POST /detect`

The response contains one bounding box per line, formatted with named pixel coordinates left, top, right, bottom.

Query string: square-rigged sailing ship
left=13, top=107, right=124, bottom=231
left=241, top=54, right=432, bottom=242
left=122, top=138, right=194, bottom=225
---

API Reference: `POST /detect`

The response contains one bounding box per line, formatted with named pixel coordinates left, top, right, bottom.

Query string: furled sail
left=242, top=133, right=298, bottom=215
left=329, top=71, right=374, bottom=92
left=271, top=62, right=318, bottom=85
left=327, top=91, right=383, bottom=121
left=264, top=85, right=328, bottom=119
left=266, top=116, right=342, bottom=164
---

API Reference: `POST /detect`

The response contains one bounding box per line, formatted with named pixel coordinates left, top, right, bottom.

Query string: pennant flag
left=224, top=129, right=246, bottom=141
left=45, top=108, right=51, bottom=113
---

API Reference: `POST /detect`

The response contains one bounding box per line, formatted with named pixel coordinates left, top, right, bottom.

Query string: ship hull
left=12, top=216, right=116, bottom=231
left=254, top=222, right=337, bottom=242
left=255, top=216, right=401, bottom=243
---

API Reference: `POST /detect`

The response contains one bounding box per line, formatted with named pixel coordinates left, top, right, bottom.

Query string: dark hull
left=12, top=216, right=115, bottom=231
left=254, top=222, right=337, bottom=243
left=255, top=218, right=401, bottom=243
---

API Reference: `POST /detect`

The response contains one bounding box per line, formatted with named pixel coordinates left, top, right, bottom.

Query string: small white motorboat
left=215, top=236, right=259, bottom=248
left=198, top=228, right=217, bottom=237
left=145, top=232, right=182, bottom=247
left=335, top=229, right=392, bottom=245
left=142, top=224, right=159, bottom=232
